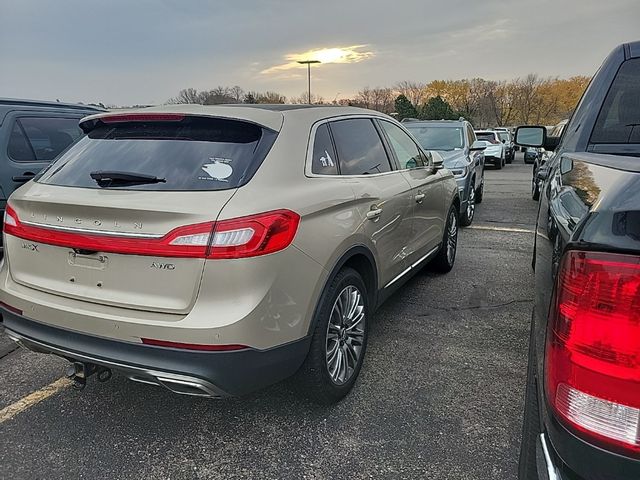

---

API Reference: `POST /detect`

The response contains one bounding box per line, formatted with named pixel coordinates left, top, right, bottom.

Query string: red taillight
left=141, top=338, right=249, bottom=351
left=3, top=205, right=299, bottom=259
left=100, top=113, right=185, bottom=123
left=207, top=210, right=300, bottom=259
left=546, top=250, right=640, bottom=457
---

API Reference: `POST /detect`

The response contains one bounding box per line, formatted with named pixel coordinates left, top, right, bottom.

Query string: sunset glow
left=261, top=45, right=374, bottom=74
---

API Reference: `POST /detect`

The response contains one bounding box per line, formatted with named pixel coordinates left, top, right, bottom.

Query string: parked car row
left=402, top=118, right=485, bottom=226
left=0, top=104, right=462, bottom=404
left=530, top=119, right=568, bottom=200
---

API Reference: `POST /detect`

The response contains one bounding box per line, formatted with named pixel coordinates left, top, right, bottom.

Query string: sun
left=308, top=48, right=348, bottom=64
left=261, top=45, right=374, bottom=75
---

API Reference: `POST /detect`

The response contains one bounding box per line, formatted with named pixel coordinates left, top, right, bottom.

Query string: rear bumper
left=537, top=433, right=568, bottom=480
left=2, top=309, right=311, bottom=397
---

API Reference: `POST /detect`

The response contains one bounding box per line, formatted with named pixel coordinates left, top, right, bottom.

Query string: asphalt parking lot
left=0, top=154, right=537, bottom=480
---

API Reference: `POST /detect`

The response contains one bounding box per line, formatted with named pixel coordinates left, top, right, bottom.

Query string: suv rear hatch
left=4, top=113, right=278, bottom=314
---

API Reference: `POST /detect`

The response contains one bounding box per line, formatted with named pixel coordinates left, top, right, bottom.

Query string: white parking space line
left=468, top=225, right=534, bottom=234
left=0, top=377, right=71, bottom=424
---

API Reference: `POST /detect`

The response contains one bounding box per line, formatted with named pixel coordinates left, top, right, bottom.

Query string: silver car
left=1, top=105, right=460, bottom=403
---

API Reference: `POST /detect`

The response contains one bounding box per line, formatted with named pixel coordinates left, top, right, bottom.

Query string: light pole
left=297, top=60, right=320, bottom=104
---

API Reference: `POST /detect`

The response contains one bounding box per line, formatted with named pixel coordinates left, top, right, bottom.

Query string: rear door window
left=329, top=118, right=392, bottom=175
left=591, top=58, right=640, bottom=144
left=37, top=116, right=277, bottom=191
left=8, top=117, right=84, bottom=162
left=311, top=123, right=338, bottom=175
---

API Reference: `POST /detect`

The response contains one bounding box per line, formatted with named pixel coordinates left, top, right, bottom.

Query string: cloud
left=261, top=45, right=374, bottom=75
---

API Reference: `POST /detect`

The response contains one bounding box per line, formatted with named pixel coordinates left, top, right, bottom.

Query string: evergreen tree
left=394, top=94, right=419, bottom=120
left=420, top=96, right=459, bottom=120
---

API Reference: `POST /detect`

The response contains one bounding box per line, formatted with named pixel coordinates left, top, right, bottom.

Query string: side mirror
left=502, top=139, right=506, bottom=144
left=537, top=169, right=549, bottom=181
left=515, top=126, right=546, bottom=148
left=469, top=140, right=487, bottom=151
left=430, top=151, right=444, bottom=170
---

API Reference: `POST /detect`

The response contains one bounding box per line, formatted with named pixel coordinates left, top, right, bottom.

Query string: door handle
left=414, top=193, right=426, bottom=203
left=366, top=207, right=383, bottom=220
left=12, top=172, right=36, bottom=183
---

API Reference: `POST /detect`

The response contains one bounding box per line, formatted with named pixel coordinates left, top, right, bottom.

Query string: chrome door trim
left=383, top=245, right=439, bottom=289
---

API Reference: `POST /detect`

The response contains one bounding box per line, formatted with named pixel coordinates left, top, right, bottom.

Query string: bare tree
left=395, top=81, right=427, bottom=107
left=229, top=85, right=245, bottom=102
left=255, top=91, right=287, bottom=104
left=200, top=86, right=237, bottom=105
left=168, top=88, right=203, bottom=104
left=355, top=87, right=394, bottom=114
left=290, top=92, right=325, bottom=104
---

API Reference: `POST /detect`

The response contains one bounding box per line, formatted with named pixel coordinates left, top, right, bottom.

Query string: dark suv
left=516, top=41, right=640, bottom=480
left=0, top=98, right=103, bottom=252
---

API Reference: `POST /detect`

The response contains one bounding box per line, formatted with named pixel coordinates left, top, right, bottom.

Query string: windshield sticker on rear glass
left=199, top=157, right=233, bottom=182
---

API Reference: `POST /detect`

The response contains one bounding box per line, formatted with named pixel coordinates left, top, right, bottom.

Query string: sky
left=1, top=0, right=639, bottom=106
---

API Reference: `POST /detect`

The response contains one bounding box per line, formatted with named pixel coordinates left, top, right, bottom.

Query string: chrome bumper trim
left=539, top=433, right=561, bottom=480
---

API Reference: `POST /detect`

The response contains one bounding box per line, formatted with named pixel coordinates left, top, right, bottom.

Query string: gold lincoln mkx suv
left=0, top=105, right=460, bottom=403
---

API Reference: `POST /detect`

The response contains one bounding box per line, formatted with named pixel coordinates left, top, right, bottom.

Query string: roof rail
left=400, top=117, right=421, bottom=123
left=0, top=97, right=105, bottom=112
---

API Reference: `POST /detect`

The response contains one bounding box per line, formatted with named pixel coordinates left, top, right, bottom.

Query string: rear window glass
left=475, top=132, right=499, bottom=144
left=591, top=58, right=640, bottom=144
left=8, top=117, right=83, bottom=162
left=37, top=116, right=277, bottom=191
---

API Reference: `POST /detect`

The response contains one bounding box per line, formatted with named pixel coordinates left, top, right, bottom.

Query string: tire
left=495, top=158, right=503, bottom=170
left=518, top=313, right=542, bottom=479
left=297, top=267, right=369, bottom=404
left=475, top=179, right=484, bottom=204
left=459, top=184, right=475, bottom=227
left=532, top=179, right=540, bottom=201
left=506, top=153, right=513, bottom=164
left=429, top=205, right=458, bottom=273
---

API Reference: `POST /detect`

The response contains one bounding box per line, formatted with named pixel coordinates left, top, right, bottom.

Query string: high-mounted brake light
left=546, top=250, right=640, bottom=457
left=100, top=113, right=185, bottom=123
left=3, top=205, right=299, bottom=260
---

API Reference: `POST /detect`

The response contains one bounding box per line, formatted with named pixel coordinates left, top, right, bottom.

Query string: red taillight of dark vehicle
left=4, top=205, right=299, bottom=259
left=545, top=250, right=640, bottom=457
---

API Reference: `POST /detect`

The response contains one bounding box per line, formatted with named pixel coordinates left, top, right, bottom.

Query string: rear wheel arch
left=306, top=246, right=378, bottom=336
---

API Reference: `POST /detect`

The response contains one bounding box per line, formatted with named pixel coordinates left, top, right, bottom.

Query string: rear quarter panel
left=534, top=152, right=640, bottom=477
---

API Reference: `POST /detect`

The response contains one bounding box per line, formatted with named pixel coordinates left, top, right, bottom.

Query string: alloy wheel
left=466, top=186, right=475, bottom=221
left=446, top=210, right=458, bottom=265
left=326, top=286, right=365, bottom=385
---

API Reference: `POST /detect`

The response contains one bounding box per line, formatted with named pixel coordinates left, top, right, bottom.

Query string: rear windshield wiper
left=90, top=171, right=167, bottom=186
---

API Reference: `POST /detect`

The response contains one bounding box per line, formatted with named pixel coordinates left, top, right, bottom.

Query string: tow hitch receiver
left=65, top=362, right=112, bottom=390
